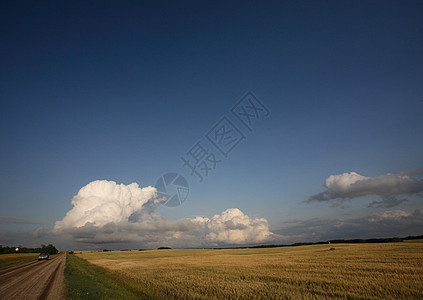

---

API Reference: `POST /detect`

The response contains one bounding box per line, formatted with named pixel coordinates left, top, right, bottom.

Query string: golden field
left=76, top=242, right=423, bottom=299
left=0, top=253, right=39, bottom=270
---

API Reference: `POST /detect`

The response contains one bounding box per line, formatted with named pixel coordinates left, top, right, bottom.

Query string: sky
left=1, top=1, right=422, bottom=250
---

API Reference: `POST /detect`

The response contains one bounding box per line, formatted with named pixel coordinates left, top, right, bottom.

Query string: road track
left=0, top=253, right=65, bottom=299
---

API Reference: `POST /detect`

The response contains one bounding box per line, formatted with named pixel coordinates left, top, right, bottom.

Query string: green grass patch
left=65, top=253, right=163, bottom=299
left=0, top=253, right=39, bottom=270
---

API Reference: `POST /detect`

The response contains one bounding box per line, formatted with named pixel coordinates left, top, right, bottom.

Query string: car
left=38, top=253, right=49, bottom=261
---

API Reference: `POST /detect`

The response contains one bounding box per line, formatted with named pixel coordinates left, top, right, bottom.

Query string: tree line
left=0, top=244, right=59, bottom=254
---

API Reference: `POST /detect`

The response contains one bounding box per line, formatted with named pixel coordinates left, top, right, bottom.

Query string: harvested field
left=76, top=242, right=423, bottom=299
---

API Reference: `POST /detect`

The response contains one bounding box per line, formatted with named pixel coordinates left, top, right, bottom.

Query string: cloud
left=54, top=180, right=157, bottom=230
left=53, top=180, right=277, bottom=248
left=195, top=208, right=274, bottom=245
left=275, top=209, right=423, bottom=242
left=307, top=169, right=423, bottom=207
left=0, top=226, right=62, bottom=248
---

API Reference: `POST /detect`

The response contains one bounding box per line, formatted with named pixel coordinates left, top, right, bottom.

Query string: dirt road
left=0, top=253, right=65, bottom=299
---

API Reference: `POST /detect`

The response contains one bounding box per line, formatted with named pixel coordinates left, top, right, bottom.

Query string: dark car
left=38, top=253, right=49, bottom=261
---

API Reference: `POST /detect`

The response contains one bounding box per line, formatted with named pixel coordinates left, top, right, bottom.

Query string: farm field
left=0, top=253, right=39, bottom=270
left=76, top=242, right=423, bottom=299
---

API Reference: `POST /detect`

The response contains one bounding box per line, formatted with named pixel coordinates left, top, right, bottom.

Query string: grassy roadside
left=65, top=253, right=163, bottom=299
left=0, top=253, right=39, bottom=270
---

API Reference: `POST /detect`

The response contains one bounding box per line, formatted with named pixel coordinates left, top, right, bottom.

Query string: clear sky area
left=1, top=1, right=422, bottom=250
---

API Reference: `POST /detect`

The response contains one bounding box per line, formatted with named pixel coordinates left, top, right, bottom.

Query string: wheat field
left=0, top=253, right=39, bottom=270
left=76, top=242, right=423, bottom=299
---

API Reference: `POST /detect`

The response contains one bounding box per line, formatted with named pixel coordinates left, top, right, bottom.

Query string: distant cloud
left=307, top=168, right=423, bottom=207
left=0, top=226, right=57, bottom=248
left=0, top=216, right=44, bottom=225
left=5, top=208, right=422, bottom=249
left=53, top=180, right=277, bottom=248
left=275, top=209, right=423, bottom=242
left=194, top=208, right=274, bottom=245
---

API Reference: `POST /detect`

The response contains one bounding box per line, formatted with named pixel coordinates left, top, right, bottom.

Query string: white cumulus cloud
left=54, top=180, right=157, bottom=230
left=324, top=172, right=368, bottom=193
left=196, top=208, right=273, bottom=244
left=53, top=180, right=277, bottom=248
left=307, top=169, right=423, bottom=207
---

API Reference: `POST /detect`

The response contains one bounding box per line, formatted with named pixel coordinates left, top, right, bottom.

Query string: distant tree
left=0, top=246, right=13, bottom=254
left=40, top=244, right=59, bottom=254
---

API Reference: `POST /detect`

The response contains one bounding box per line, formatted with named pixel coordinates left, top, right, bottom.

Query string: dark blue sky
left=1, top=1, right=422, bottom=248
